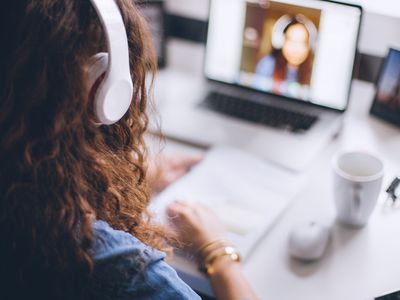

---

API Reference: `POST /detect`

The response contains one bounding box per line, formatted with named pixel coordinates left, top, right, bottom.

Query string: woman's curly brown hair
left=0, top=1, right=165, bottom=299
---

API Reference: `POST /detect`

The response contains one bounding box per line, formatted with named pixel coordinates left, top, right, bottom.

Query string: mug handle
left=351, top=182, right=362, bottom=223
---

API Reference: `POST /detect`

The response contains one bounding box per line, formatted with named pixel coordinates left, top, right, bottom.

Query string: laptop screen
left=205, top=0, right=362, bottom=111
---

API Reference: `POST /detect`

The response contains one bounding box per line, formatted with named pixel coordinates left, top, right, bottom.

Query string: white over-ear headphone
left=88, top=0, right=133, bottom=125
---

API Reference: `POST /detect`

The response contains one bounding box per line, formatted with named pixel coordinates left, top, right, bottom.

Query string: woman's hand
left=147, top=154, right=202, bottom=194
left=168, top=201, right=260, bottom=300
left=167, top=201, right=226, bottom=256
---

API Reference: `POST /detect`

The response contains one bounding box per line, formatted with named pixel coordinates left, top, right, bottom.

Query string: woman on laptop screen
left=239, top=1, right=320, bottom=100
left=255, top=14, right=316, bottom=96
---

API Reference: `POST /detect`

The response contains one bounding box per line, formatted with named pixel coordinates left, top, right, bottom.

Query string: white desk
left=149, top=40, right=400, bottom=300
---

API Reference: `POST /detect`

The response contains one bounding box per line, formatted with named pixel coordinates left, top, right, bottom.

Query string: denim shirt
left=89, top=220, right=201, bottom=300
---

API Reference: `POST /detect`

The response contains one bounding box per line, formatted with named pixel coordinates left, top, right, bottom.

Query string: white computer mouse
left=288, top=222, right=331, bottom=261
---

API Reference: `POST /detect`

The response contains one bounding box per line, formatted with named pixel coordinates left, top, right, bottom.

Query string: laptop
left=153, top=0, right=362, bottom=171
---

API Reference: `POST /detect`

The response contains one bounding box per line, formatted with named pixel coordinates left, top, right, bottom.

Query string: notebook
left=150, top=146, right=305, bottom=258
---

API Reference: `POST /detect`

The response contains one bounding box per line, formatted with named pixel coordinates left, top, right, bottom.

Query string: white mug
left=332, top=152, right=384, bottom=227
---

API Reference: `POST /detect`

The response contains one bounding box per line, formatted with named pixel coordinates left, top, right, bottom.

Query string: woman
left=254, top=14, right=316, bottom=97
left=0, top=1, right=259, bottom=300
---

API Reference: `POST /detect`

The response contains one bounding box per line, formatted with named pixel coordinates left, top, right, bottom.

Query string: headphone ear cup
left=88, top=51, right=133, bottom=125
left=88, top=52, right=109, bottom=93
left=88, top=53, right=109, bottom=123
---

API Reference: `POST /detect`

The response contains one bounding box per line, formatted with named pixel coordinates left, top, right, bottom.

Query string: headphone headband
left=89, top=0, right=133, bottom=125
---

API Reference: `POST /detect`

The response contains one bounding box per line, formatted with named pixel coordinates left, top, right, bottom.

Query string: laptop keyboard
left=201, top=92, right=319, bottom=133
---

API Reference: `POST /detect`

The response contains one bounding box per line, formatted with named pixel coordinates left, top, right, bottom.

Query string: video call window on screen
left=239, top=1, right=321, bottom=100
left=205, top=0, right=361, bottom=111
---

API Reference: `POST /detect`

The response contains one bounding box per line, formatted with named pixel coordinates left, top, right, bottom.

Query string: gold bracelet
left=201, top=245, right=226, bottom=267
left=196, top=239, right=229, bottom=260
left=199, top=245, right=241, bottom=275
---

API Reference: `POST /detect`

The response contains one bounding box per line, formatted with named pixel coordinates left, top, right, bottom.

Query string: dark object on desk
left=358, top=53, right=385, bottom=83
left=201, top=92, right=318, bottom=133
left=370, top=48, right=400, bottom=127
left=376, top=290, right=400, bottom=299
left=137, top=0, right=166, bottom=68
left=386, top=177, right=400, bottom=204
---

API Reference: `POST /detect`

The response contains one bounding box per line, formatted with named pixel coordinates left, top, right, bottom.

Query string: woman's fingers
left=167, top=201, right=192, bottom=220
left=148, top=154, right=202, bottom=194
left=166, top=200, right=226, bottom=254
